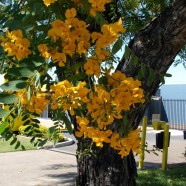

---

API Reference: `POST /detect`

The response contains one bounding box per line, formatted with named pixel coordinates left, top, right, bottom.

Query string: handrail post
left=138, top=116, right=147, bottom=169
left=162, top=123, right=169, bottom=171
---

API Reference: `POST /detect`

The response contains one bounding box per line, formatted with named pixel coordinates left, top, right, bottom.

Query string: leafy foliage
left=0, top=0, right=183, bottom=159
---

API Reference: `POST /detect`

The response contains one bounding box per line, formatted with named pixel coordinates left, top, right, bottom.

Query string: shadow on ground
left=45, top=172, right=77, bottom=185
left=42, top=163, right=77, bottom=170
left=41, top=163, right=77, bottom=185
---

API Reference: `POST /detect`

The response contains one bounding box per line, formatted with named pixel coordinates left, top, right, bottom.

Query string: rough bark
left=117, top=0, right=186, bottom=128
left=76, top=140, right=137, bottom=186
left=75, top=0, right=186, bottom=185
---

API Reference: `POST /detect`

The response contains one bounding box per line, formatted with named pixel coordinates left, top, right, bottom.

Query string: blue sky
left=165, top=64, right=186, bottom=85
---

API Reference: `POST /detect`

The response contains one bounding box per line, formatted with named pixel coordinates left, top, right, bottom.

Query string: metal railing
left=162, top=99, right=186, bottom=130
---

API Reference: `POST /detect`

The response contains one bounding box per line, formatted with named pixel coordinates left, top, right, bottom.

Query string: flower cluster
left=110, top=128, right=141, bottom=157
left=11, top=3, right=143, bottom=158
left=16, top=90, right=50, bottom=115
left=86, top=71, right=145, bottom=129
left=50, top=80, right=90, bottom=115
left=88, top=0, right=112, bottom=17
left=70, top=0, right=111, bottom=17
left=50, top=71, right=144, bottom=157
left=44, top=0, right=112, bottom=17
left=75, top=116, right=141, bottom=157
left=0, top=30, right=31, bottom=60
left=38, top=8, right=90, bottom=67
left=84, top=18, right=126, bottom=77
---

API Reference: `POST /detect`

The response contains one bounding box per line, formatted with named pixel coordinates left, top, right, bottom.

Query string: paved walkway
left=0, top=119, right=185, bottom=186
left=0, top=150, right=77, bottom=186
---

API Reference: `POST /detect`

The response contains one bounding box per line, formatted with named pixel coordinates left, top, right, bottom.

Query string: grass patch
left=137, top=166, right=186, bottom=186
left=0, top=136, right=37, bottom=152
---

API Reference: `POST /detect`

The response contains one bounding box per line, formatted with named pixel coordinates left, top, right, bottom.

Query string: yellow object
left=153, top=120, right=169, bottom=171
left=138, top=116, right=147, bottom=169
left=152, top=121, right=165, bottom=130
left=3, top=105, right=33, bottom=131
left=162, top=123, right=169, bottom=171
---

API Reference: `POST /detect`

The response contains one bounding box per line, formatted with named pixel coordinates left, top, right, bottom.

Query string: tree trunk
left=75, top=0, right=186, bottom=185
left=76, top=139, right=137, bottom=186
left=117, top=0, right=186, bottom=128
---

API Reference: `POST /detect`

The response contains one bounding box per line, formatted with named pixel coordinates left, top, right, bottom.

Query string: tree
left=0, top=0, right=186, bottom=185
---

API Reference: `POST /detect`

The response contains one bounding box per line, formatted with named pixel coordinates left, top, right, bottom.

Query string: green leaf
left=112, top=38, right=123, bottom=54
left=20, top=57, right=43, bottom=67
left=10, top=137, right=17, bottom=145
left=31, top=118, right=40, bottom=124
left=32, top=123, right=40, bottom=128
left=48, top=126, right=55, bottom=134
left=23, top=120, right=31, bottom=126
left=61, top=113, right=73, bottom=134
left=140, top=63, right=146, bottom=78
left=64, top=62, right=84, bottom=73
left=27, top=86, right=31, bottom=102
left=30, top=136, right=35, bottom=143
left=0, top=80, right=27, bottom=91
left=130, top=53, right=138, bottom=67
left=24, top=125, right=32, bottom=132
left=5, top=20, right=21, bottom=30
left=160, top=75, right=165, bottom=84
left=68, top=73, right=87, bottom=82
left=0, top=93, right=18, bottom=104
left=5, top=133, right=13, bottom=141
left=124, top=46, right=131, bottom=59
left=0, top=118, right=8, bottom=134
left=22, top=114, right=29, bottom=121
left=164, top=73, right=172, bottom=77
left=147, top=69, right=155, bottom=86
left=94, top=12, right=107, bottom=25
left=138, top=70, right=143, bottom=80
left=35, top=72, right=41, bottom=88
left=17, top=99, right=22, bottom=116
left=0, top=108, right=9, bottom=118
left=21, top=145, right=26, bottom=150
left=98, top=76, right=108, bottom=85
left=33, top=2, right=43, bottom=12
left=7, top=67, right=36, bottom=77
left=38, top=138, right=48, bottom=147
left=15, top=141, right=21, bottom=149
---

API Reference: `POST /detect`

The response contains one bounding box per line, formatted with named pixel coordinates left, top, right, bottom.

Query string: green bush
left=18, top=125, right=48, bottom=138
left=49, top=132, right=64, bottom=143
left=18, top=125, right=64, bottom=142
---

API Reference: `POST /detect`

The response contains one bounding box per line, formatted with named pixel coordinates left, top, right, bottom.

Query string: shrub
left=18, top=125, right=64, bottom=142
left=18, top=125, right=48, bottom=138
left=49, top=132, right=65, bottom=143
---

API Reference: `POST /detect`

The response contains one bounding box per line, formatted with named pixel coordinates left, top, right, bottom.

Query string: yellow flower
left=38, top=44, right=50, bottom=60
left=88, top=0, right=111, bottom=17
left=65, top=8, right=77, bottom=19
left=1, top=30, right=31, bottom=60
left=51, top=50, right=66, bottom=67
left=76, top=116, right=89, bottom=126
left=43, top=0, right=57, bottom=6
left=91, top=32, right=102, bottom=43
left=63, top=41, right=76, bottom=56
left=84, top=57, right=101, bottom=77
left=6, top=29, right=23, bottom=42
left=50, top=80, right=90, bottom=115
left=3, top=42, right=16, bottom=56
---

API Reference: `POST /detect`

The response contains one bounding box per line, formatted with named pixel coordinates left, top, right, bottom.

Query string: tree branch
left=116, top=0, right=186, bottom=127
left=117, top=0, right=186, bottom=94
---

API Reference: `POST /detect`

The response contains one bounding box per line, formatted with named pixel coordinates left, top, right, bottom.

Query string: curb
left=38, top=137, right=75, bottom=149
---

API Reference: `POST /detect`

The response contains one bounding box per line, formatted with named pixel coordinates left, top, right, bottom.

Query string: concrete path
left=0, top=120, right=185, bottom=186
left=0, top=150, right=77, bottom=186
